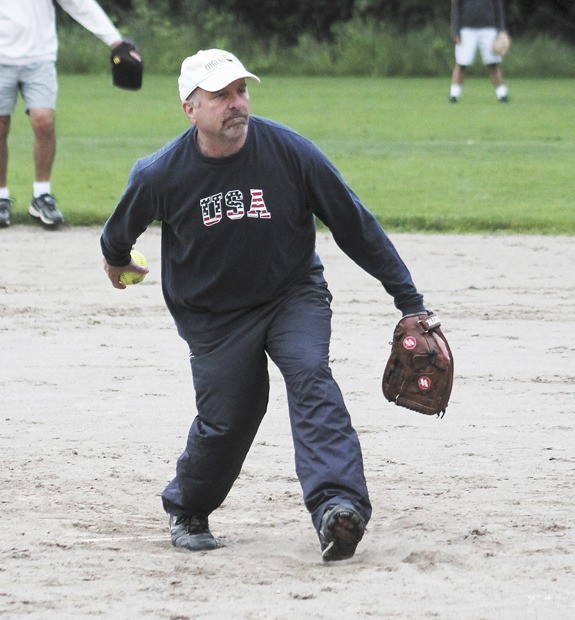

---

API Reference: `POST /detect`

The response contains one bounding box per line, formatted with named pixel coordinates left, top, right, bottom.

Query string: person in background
left=0, top=0, right=126, bottom=228
left=449, top=0, right=510, bottom=103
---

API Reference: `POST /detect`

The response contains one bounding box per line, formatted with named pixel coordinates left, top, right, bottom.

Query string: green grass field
left=6, top=74, right=574, bottom=233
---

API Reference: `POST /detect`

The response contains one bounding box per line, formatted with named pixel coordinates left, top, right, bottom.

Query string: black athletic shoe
left=449, top=96, right=459, bottom=103
left=29, top=193, right=64, bottom=226
left=319, top=504, right=365, bottom=562
left=169, top=514, right=218, bottom=551
left=0, top=198, right=11, bottom=227
left=498, top=95, right=509, bottom=103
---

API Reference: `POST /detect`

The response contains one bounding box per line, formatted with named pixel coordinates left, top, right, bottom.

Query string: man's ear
left=182, top=100, right=195, bottom=122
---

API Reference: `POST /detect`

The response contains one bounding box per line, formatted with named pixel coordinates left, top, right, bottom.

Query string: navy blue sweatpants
left=161, top=283, right=372, bottom=533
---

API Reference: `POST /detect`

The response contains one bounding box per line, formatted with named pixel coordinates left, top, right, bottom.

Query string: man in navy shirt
left=101, top=49, right=428, bottom=562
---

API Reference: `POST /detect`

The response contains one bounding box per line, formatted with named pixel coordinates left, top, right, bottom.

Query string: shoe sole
left=320, top=505, right=365, bottom=562
left=171, top=532, right=219, bottom=551
left=29, top=204, right=63, bottom=226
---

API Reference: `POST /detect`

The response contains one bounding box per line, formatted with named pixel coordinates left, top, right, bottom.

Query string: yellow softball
left=119, top=249, right=148, bottom=286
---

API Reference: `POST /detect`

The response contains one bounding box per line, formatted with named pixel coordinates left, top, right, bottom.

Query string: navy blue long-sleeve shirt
left=101, top=116, right=424, bottom=338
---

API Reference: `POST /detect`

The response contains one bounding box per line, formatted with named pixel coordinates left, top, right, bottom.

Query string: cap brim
left=198, top=69, right=260, bottom=92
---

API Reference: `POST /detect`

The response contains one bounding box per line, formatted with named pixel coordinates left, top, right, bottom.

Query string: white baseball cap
left=178, top=49, right=260, bottom=101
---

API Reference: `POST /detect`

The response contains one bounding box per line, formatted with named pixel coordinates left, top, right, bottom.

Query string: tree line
left=93, top=0, right=574, bottom=45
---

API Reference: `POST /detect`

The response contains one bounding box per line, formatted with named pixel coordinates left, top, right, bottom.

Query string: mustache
left=224, top=111, right=248, bottom=123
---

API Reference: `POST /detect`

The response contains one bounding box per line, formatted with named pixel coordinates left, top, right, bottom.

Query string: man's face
left=184, top=78, right=251, bottom=152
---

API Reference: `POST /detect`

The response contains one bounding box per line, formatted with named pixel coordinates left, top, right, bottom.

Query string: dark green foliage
left=508, top=0, right=575, bottom=44
left=189, top=0, right=355, bottom=44
left=74, top=1, right=575, bottom=46
left=353, top=0, right=449, bottom=29
left=54, top=0, right=575, bottom=78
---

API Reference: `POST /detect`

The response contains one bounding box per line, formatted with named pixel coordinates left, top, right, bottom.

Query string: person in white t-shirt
left=0, top=0, right=125, bottom=227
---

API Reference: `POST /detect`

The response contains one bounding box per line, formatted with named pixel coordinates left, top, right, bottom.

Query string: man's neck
left=195, top=129, right=248, bottom=159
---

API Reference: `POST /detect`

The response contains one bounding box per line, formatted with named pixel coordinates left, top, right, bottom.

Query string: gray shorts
left=0, top=62, right=58, bottom=115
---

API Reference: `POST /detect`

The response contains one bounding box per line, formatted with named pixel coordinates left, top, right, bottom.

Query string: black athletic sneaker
left=29, top=193, right=64, bottom=226
left=0, top=198, right=11, bottom=227
left=169, top=514, right=218, bottom=551
left=319, top=504, right=365, bottom=562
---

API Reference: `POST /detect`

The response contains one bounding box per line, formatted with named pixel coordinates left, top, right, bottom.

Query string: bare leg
left=451, top=64, right=466, bottom=86
left=488, top=64, right=508, bottom=101
left=450, top=64, right=466, bottom=101
left=488, top=63, right=504, bottom=87
left=0, top=115, right=11, bottom=187
left=29, top=108, right=56, bottom=183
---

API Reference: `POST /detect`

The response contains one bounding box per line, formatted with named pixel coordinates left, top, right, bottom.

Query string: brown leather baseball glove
left=382, top=312, right=453, bottom=417
left=493, top=31, right=511, bottom=56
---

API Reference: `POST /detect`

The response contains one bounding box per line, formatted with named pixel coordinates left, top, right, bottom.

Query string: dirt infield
left=1, top=226, right=573, bottom=619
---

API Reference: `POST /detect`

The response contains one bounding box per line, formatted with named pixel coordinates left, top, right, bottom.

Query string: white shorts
left=455, top=28, right=502, bottom=66
left=0, top=62, right=58, bottom=115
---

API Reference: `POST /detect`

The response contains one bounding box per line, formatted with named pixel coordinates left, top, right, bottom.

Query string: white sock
left=496, top=85, right=508, bottom=99
left=0, top=187, right=9, bottom=200
left=450, top=84, right=462, bottom=99
left=33, top=182, right=51, bottom=197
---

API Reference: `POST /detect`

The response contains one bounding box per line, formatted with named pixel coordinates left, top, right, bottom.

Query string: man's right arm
left=57, top=0, right=122, bottom=46
left=451, top=0, right=461, bottom=40
left=100, top=169, right=157, bottom=268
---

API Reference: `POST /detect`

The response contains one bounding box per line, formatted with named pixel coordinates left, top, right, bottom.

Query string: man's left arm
left=306, top=150, right=425, bottom=316
left=494, top=0, right=506, bottom=32
left=306, top=144, right=454, bottom=417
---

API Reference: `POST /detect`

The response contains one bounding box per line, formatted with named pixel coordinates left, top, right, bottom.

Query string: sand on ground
left=1, top=226, right=573, bottom=619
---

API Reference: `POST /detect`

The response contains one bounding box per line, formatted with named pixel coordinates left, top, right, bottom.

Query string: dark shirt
left=101, top=116, right=425, bottom=337
left=451, top=0, right=506, bottom=35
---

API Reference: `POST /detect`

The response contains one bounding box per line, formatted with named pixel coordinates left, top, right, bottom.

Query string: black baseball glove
left=111, top=40, right=143, bottom=90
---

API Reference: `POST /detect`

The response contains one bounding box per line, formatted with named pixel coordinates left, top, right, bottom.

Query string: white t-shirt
left=0, top=0, right=122, bottom=65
